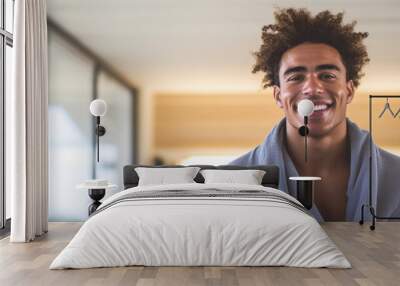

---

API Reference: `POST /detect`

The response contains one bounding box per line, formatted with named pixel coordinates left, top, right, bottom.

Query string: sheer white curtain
left=7, top=0, right=48, bottom=242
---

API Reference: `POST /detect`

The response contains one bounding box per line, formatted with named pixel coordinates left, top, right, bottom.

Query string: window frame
left=0, top=0, right=13, bottom=233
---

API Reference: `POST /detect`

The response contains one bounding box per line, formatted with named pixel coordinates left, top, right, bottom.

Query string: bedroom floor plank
left=117, top=267, right=143, bottom=286
left=0, top=222, right=399, bottom=286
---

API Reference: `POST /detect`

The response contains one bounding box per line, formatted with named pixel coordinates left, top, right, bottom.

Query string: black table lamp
left=298, top=99, right=314, bottom=163
left=292, top=99, right=321, bottom=210
left=89, top=99, right=107, bottom=162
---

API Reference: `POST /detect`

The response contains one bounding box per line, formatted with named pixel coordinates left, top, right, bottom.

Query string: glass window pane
left=96, top=71, right=135, bottom=196
left=48, top=30, right=95, bottom=221
left=5, top=44, right=12, bottom=219
left=5, top=0, right=14, bottom=33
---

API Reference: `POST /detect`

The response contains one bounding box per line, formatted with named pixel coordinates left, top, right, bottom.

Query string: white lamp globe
left=297, top=99, right=314, bottom=117
left=90, top=99, right=107, bottom=117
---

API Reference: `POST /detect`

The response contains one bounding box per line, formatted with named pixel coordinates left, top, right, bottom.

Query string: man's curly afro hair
left=253, top=8, right=370, bottom=88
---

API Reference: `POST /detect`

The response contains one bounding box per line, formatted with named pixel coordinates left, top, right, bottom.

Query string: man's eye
left=320, top=73, right=336, bottom=80
left=287, top=75, right=303, bottom=82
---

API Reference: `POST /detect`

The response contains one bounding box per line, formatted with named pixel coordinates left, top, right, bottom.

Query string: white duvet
left=50, top=183, right=350, bottom=269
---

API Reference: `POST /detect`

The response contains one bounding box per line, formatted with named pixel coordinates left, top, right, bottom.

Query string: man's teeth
left=314, top=104, right=328, bottom=111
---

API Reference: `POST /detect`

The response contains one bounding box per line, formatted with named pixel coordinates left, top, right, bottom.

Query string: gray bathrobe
left=230, top=118, right=400, bottom=221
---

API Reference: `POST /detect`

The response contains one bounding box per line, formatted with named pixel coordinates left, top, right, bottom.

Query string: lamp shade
left=297, top=99, right=314, bottom=117
left=90, top=99, right=107, bottom=117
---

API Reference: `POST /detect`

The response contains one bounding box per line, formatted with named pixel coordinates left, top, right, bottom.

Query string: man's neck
left=285, top=119, right=349, bottom=175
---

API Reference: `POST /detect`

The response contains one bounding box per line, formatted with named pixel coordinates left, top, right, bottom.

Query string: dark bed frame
left=123, top=165, right=280, bottom=190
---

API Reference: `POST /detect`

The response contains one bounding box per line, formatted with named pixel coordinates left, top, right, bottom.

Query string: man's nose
left=302, top=74, right=323, bottom=96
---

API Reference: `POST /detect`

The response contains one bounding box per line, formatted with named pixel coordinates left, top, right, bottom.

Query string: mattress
left=50, top=183, right=350, bottom=269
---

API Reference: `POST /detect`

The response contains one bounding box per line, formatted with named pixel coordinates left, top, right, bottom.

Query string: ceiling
left=47, top=0, right=400, bottom=94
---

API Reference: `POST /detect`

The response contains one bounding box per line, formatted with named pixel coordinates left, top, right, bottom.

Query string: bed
left=50, top=165, right=350, bottom=269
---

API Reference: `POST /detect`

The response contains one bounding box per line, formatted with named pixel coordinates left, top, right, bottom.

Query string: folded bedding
left=50, top=183, right=350, bottom=269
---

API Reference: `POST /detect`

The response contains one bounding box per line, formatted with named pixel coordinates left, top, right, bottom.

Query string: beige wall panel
left=154, top=93, right=400, bottom=156
left=155, top=93, right=282, bottom=149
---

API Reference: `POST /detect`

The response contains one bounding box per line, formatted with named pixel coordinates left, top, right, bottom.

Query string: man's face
left=273, top=43, right=355, bottom=138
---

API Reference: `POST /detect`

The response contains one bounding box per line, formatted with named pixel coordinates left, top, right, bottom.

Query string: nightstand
left=289, top=177, right=321, bottom=210
left=77, top=183, right=117, bottom=216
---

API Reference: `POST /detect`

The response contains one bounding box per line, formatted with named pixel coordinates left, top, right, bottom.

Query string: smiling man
left=231, top=8, right=400, bottom=221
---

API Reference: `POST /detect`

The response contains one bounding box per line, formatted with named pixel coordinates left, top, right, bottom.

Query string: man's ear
left=273, top=85, right=283, bottom=108
left=346, top=80, right=355, bottom=104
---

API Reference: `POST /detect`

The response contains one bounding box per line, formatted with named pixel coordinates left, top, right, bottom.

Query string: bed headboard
left=123, top=165, right=280, bottom=190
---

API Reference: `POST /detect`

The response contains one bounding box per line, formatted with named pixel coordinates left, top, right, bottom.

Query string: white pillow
left=200, top=169, right=266, bottom=185
left=135, top=167, right=201, bottom=186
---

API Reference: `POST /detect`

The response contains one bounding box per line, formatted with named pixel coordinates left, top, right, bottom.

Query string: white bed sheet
left=50, top=183, right=350, bottom=269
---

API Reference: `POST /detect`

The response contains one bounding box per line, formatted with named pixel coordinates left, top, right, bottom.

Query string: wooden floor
left=0, top=222, right=399, bottom=286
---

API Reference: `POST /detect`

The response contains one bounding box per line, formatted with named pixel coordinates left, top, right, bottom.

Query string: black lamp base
left=295, top=181, right=314, bottom=210
left=88, top=188, right=105, bottom=216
